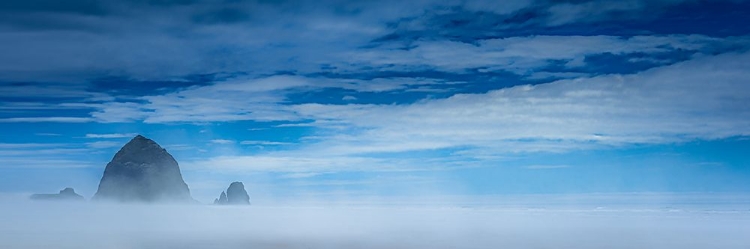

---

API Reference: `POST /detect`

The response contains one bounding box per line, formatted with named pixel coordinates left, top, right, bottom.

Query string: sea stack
left=214, top=182, right=250, bottom=205
left=93, top=135, right=193, bottom=203
left=30, top=187, right=84, bottom=201
left=214, top=191, right=228, bottom=205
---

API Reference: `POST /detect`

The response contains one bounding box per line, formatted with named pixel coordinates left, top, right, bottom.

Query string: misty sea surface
left=1, top=193, right=749, bottom=249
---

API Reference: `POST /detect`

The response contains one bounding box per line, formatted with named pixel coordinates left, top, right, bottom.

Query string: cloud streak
left=85, top=133, right=137, bottom=139
left=290, top=51, right=750, bottom=155
left=344, top=35, right=729, bottom=75
left=210, top=139, right=235, bottom=145
left=18, top=50, right=747, bottom=176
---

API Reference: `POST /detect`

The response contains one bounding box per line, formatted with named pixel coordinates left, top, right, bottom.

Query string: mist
left=1, top=195, right=748, bottom=249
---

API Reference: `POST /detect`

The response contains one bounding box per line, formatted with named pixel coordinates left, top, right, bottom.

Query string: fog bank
left=1, top=196, right=749, bottom=249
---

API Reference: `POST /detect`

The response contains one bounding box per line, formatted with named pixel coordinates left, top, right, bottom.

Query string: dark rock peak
left=93, top=135, right=193, bottom=203
left=30, top=187, right=84, bottom=201
left=214, top=182, right=250, bottom=205
left=227, top=182, right=250, bottom=205
left=220, top=191, right=228, bottom=202
left=111, top=135, right=170, bottom=164
left=214, top=191, right=228, bottom=205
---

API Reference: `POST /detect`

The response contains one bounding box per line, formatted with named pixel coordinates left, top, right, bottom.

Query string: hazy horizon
left=2, top=196, right=750, bottom=249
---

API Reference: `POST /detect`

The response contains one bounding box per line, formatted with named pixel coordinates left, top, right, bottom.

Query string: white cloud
left=332, top=77, right=461, bottom=92
left=15, top=50, right=746, bottom=176
left=91, top=76, right=304, bottom=123
left=281, top=172, right=322, bottom=179
left=276, top=122, right=318, bottom=127
left=0, top=102, right=85, bottom=110
left=545, top=0, right=644, bottom=26
left=89, top=102, right=152, bottom=123
left=163, top=144, right=195, bottom=151
left=0, top=117, right=94, bottom=123
left=210, top=139, right=235, bottom=145
left=14, top=35, right=743, bottom=125
left=0, top=148, right=92, bottom=157
left=85, top=133, right=137, bottom=139
left=184, top=155, right=385, bottom=173
left=85, top=141, right=123, bottom=149
left=71, top=50, right=750, bottom=170
left=526, top=72, right=590, bottom=80
left=0, top=144, right=99, bottom=169
left=13, top=50, right=748, bottom=176
left=88, top=75, right=463, bottom=123
left=181, top=153, right=462, bottom=174
left=240, top=141, right=291, bottom=145
left=345, top=35, right=729, bottom=74
left=34, top=133, right=62, bottom=136
left=525, top=165, right=570, bottom=170
left=0, top=143, right=68, bottom=149
left=0, top=158, right=94, bottom=169
left=0, top=84, right=109, bottom=100
left=290, top=52, right=750, bottom=155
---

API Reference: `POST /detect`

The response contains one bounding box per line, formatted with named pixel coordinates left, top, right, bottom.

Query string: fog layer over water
left=1, top=195, right=749, bottom=249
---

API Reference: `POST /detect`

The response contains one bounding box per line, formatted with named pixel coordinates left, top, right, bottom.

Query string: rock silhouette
left=93, top=135, right=193, bottom=203
left=215, top=182, right=250, bottom=205
left=30, top=187, right=84, bottom=201
left=214, top=191, right=228, bottom=205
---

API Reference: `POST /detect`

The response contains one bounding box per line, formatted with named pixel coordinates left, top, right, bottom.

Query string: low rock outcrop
left=214, top=182, right=250, bottom=205
left=30, top=187, right=84, bottom=201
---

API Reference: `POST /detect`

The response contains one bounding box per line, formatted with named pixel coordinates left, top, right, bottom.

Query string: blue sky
left=1, top=0, right=750, bottom=203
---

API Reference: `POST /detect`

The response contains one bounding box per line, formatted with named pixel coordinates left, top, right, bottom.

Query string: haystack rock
left=215, top=182, right=250, bottom=205
left=93, top=135, right=193, bottom=203
left=30, top=187, right=84, bottom=201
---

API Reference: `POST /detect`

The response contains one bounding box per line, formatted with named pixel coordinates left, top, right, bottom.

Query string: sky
left=1, top=0, right=750, bottom=203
